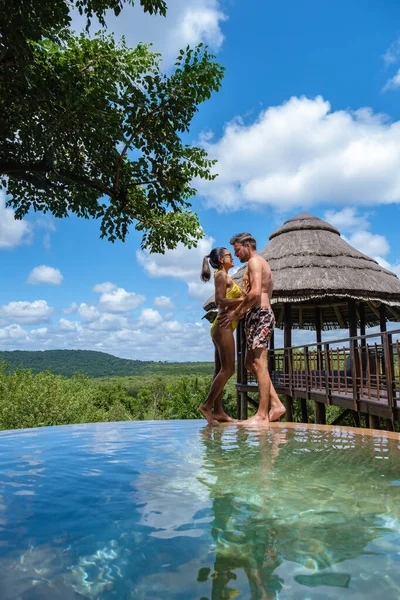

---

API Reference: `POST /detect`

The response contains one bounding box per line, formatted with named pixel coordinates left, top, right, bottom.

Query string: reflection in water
left=195, top=425, right=400, bottom=599
left=0, top=422, right=399, bottom=598
left=199, top=426, right=286, bottom=600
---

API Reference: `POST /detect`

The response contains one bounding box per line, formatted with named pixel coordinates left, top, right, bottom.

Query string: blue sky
left=2, top=0, right=400, bottom=361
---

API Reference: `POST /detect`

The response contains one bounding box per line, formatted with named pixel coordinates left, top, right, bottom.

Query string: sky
left=2, top=0, right=400, bottom=361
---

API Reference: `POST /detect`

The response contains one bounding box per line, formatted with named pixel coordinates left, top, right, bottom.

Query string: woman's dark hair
left=201, top=247, right=227, bottom=282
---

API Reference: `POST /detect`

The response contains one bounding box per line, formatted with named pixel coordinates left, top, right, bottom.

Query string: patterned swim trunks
left=245, top=306, right=275, bottom=350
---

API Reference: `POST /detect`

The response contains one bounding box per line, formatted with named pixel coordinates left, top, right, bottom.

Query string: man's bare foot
left=213, top=411, right=237, bottom=423
left=269, top=406, right=286, bottom=422
left=241, top=414, right=270, bottom=426
left=198, top=405, right=219, bottom=425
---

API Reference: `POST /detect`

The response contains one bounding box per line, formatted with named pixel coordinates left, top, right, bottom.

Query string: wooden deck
left=235, top=326, right=400, bottom=425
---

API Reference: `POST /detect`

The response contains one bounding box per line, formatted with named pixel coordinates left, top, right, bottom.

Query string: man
left=219, top=233, right=286, bottom=424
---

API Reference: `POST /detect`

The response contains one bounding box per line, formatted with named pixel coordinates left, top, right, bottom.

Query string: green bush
left=0, top=363, right=238, bottom=430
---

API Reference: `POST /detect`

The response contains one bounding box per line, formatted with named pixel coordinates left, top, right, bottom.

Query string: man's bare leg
left=246, top=349, right=285, bottom=422
left=243, top=347, right=271, bottom=424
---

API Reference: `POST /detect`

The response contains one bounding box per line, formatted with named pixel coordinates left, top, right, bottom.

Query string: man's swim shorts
left=244, top=306, right=275, bottom=350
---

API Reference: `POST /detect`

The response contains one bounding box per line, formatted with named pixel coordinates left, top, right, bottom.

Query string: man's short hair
left=229, top=232, right=257, bottom=250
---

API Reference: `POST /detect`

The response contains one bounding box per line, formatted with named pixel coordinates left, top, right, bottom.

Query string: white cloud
left=344, top=230, right=390, bottom=259
left=324, top=207, right=371, bottom=233
left=0, top=300, right=54, bottom=324
left=34, top=216, right=56, bottom=249
left=72, top=0, right=226, bottom=68
left=0, top=191, right=31, bottom=249
left=187, top=281, right=214, bottom=301
left=63, top=302, right=78, bottom=314
left=383, top=68, right=400, bottom=92
left=88, top=314, right=129, bottom=331
left=383, top=38, right=400, bottom=67
left=0, top=324, right=27, bottom=340
left=30, top=327, right=48, bottom=337
left=137, top=235, right=217, bottom=301
left=2, top=312, right=215, bottom=360
left=324, top=207, right=400, bottom=278
left=78, top=303, right=100, bottom=321
left=153, top=295, right=175, bottom=309
left=196, top=95, right=400, bottom=212
left=92, top=282, right=117, bottom=293
left=98, top=287, right=146, bottom=313
left=59, top=318, right=82, bottom=332
left=27, top=265, right=64, bottom=285
left=138, top=308, right=163, bottom=329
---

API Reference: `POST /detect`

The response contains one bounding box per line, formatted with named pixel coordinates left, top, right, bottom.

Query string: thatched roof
left=203, top=212, right=400, bottom=330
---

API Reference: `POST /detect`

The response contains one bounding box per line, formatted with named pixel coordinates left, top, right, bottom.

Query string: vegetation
left=0, top=349, right=214, bottom=378
left=1, top=0, right=224, bottom=251
left=0, top=362, right=238, bottom=431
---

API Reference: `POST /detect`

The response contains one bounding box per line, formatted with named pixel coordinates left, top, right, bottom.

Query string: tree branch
left=2, top=160, right=156, bottom=198
left=113, top=102, right=165, bottom=193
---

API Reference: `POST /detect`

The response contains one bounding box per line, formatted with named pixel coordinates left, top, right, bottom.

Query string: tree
left=0, top=0, right=224, bottom=252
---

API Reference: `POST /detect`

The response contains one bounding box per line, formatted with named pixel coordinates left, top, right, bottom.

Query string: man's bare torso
left=242, top=255, right=273, bottom=309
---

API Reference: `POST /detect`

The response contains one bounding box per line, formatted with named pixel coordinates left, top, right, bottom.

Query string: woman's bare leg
left=199, top=328, right=235, bottom=425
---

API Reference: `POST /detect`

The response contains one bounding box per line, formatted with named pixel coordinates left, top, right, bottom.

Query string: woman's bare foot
left=198, top=405, right=219, bottom=425
left=213, top=411, right=237, bottom=423
left=269, top=407, right=286, bottom=422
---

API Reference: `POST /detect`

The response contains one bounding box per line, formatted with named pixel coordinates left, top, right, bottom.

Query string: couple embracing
left=200, top=232, right=286, bottom=426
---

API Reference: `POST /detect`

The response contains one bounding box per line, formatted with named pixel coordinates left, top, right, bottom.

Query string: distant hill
left=0, top=350, right=214, bottom=378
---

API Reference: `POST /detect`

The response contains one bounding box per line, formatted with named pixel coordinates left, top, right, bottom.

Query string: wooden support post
left=239, top=392, right=248, bottom=420
left=284, top=303, right=293, bottom=421
left=315, top=305, right=322, bottom=367
left=348, top=299, right=358, bottom=338
left=379, top=304, right=387, bottom=385
left=315, top=401, right=326, bottom=424
left=284, top=396, right=294, bottom=422
left=236, top=319, right=249, bottom=420
left=383, top=332, right=395, bottom=421
left=352, top=411, right=361, bottom=427
left=368, top=414, right=380, bottom=429
left=359, top=302, right=366, bottom=344
left=379, top=304, right=387, bottom=333
left=268, top=330, right=275, bottom=375
left=386, top=419, right=394, bottom=431
left=236, top=320, right=243, bottom=417
left=348, top=298, right=359, bottom=413
left=314, top=305, right=323, bottom=422
left=300, top=399, right=308, bottom=423
left=325, top=342, right=332, bottom=405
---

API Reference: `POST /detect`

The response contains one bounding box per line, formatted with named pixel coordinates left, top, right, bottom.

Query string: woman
left=199, top=247, right=243, bottom=425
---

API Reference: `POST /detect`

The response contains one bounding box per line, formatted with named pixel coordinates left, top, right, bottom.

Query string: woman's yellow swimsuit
left=210, top=273, right=242, bottom=336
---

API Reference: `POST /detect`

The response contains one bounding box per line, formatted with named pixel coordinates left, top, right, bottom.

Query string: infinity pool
left=0, top=420, right=399, bottom=599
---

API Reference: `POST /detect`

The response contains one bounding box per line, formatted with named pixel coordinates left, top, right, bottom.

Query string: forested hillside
left=0, top=350, right=214, bottom=378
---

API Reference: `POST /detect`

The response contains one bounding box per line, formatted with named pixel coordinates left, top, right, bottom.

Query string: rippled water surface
left=0, top=420, right=400, bottom=599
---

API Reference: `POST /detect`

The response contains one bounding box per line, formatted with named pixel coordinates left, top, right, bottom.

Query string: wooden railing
left=242, top=328, right=400, bottom=417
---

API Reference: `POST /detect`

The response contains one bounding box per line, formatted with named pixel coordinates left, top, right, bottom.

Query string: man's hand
left=218, top=309, right=239, bottom=329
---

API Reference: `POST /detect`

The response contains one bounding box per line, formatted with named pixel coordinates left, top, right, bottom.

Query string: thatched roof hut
left=204, top=212, right=400, bottom=331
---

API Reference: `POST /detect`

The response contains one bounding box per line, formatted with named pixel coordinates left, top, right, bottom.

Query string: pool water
left=0, top=420, right=399, bottom=599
